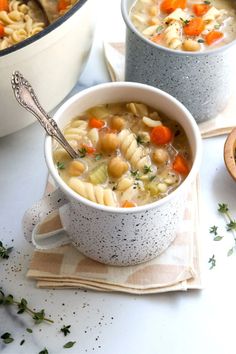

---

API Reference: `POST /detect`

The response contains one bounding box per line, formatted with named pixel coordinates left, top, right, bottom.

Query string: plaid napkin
left=26, top=178, right=203, bottom=293
left=103, top=42, right=236, bottom=139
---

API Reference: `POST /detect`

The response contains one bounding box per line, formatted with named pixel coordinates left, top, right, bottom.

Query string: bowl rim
left=0, top=0, right=88, bottom=58
left=121, top=0, right=236, bottom=57
left=224, top=127, right=236, bottom=181
left=45, top=81, right=202, bottom=214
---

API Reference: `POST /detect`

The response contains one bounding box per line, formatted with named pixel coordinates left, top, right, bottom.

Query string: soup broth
left=130, top=0, right=236, bottom=51
left=53, top=102, right=192, bottom=208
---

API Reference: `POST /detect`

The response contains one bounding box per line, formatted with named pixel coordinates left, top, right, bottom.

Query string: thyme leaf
left=208, top=254, right=216, bottom=269
left=63, top=341, right=76, bottom=348
left=60, top=325, right=71, bottom=337
left=0, top=241, right=13, bottom=259
left=1, top=332, right=14, bottom=344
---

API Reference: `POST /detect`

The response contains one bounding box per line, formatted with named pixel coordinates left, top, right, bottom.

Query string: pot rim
left=45, top=81, right=202, bottom=214
left=0, top=0, right=88, bottom=58
left=121, top=0, right=236, bottom=57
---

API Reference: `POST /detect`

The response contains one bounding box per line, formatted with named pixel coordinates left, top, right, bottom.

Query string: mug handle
left=23, top=188, right=70, bottom=250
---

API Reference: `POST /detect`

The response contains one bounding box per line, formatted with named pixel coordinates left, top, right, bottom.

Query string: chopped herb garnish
left=0, top=241, right=13, bottom=259
left=143, top=165, right=152, bottom=174
left=208, top=254, right=216, bottom=269
left=60, top=325, right=71, bottom=337
left=94, top=153, right=102, bottom=161
left=180, top=17, right=190, bottom=25
left=214, top=24, right=220, bottom=29
left=1, top=332, right=14, bottom=344
left=20, top=339, right=25, bottom=346
left=26, top=328, right=33, bottom=333
left=136, top=135, right=145, bottom=145
left=156, top=25, right=164, bottom=33
left=56, top=162, right=65, bottom=170
left=198, top=39, right=205, bottom=43
left=63, top=341, right=76, bottom=349
left=78, top=147, right=87, bottom=158
left=204, top=0, right=211, bottom=4
left=39, top=348, right=49, bottom=354
left=149, top=175, right=156, bottom=182
left=130, top=170, right=140, bottom=180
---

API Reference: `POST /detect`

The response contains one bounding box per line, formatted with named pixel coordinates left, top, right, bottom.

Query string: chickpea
left=68, top=160, right=85, bottom=176
left=152, top=148, right=169, bottom=165
left=108, top=157, right=128, bottom=178
left=100, top=133, right=119, bottom=153
left=110, top=116, right=125, bottom=131
left=182, top=39, right=201, bottom=52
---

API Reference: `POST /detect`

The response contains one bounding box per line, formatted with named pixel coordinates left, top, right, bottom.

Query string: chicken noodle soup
left=53, top=102, right=192, bottom=208
left=0, top=0, right=79, bottom=50
left=130, top=0, right=236, bottom=51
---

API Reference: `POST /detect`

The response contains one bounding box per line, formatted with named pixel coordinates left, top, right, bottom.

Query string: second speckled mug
left=122, top=0, right=236, bottom=123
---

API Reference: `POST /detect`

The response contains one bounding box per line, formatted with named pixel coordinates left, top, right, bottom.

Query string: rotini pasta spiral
left=0, top=0, right=79, bottom=50
left=68, top=178, right=117, bottom=207
left=118, top=129, right=151, bottom=170
left=0, top=0, right=45, bottom=49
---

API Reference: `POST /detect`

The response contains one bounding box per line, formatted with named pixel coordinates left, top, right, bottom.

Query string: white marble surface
left=1, top=0, right=236, bottom=353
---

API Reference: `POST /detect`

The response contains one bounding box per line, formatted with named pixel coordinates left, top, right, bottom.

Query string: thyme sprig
left=0, top=290, right=53, bottom=324
left=209, top=203, right=236, bottom=267
left=218, top=203, right=236, bottom=236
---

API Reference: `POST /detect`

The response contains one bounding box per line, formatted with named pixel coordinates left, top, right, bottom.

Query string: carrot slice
left=172, top=154, right=190, bottom=175
left=160, top=0, right=186, bottom=14
left=122, top=200, right=136, bottom=208
left=192, top=4, right=210, bottom=16
left=89, top=117, right=105, bottom=129
left=150, top=126, right=173, bottom=145
left=81, top=144, right=96, bottom=154
left=0, top=0, right=9, bottom=11
left=58, top=0, right=70, bottom=11
left=205, top=30, right=223, bottom=45
left=151, top=33, right=164, bottom=44
left=0, top=24, right=4, bottom=38
left=183, top=17, right=205, bottom=36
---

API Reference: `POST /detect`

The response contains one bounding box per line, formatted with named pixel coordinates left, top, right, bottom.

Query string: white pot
left=0, top=0, right=96, bottom=137
left=23, top=82, right=202, bottom=266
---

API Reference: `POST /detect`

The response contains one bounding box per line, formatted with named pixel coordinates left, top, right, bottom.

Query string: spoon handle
left=11, top=71, right=78, bottom=159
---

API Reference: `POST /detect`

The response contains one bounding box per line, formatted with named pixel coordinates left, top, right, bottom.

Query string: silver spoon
left=11, top=71, right=78, bottom=159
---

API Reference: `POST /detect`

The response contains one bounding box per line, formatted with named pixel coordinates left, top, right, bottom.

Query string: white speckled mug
left=122, top=0, right=236, bottom=123
left=23, top=82, right=202, bottom=266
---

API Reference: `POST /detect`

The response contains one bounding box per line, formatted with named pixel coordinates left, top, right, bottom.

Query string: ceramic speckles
left=122, top=0, right=236, bottom=123
left=23, top=82, right=202, bottom=266
left=61, top=196, right=184, bottom=265
left=24, top=188, right=184, bottom=266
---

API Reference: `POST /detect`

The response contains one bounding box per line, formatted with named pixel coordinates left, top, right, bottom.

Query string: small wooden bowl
left=224, top=127, right=236, bottom=181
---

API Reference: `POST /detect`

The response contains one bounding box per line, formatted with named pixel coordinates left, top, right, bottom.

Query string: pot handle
left=23, top=188, right=70, bottom=249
